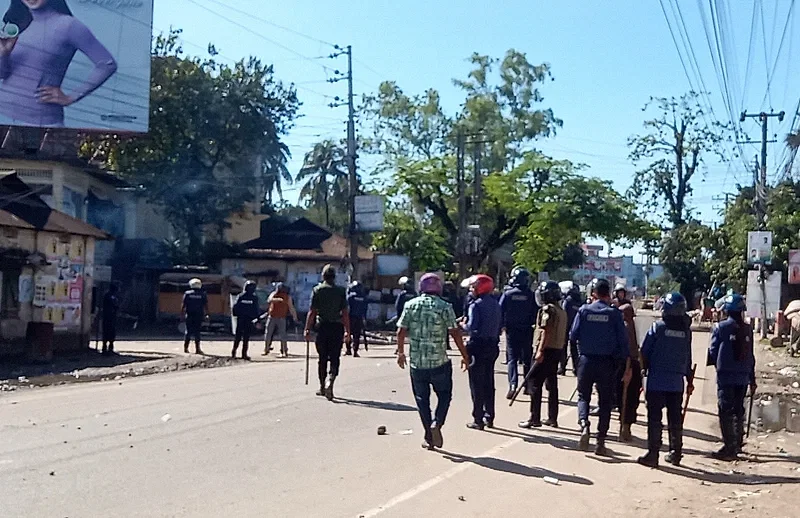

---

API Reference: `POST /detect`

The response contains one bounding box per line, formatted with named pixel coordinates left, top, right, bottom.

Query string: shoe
left=637, top=451, right=659, bottom=468
left=594, top=439, right=609, bottom=456
left=325, top=376, right=335, bottom=401
left=523, top=386, right=531, bottom=396
left=353, top=351, right=360, bottom=358
left=542, top=419, right=559, bottom=428
left=242, top=355, right=251, bottom=361
left=231, top=349, right=237, bottom=359
left=506, top=387, right=516, bottom=400
left=262, top=350, right=269, bottom=356
left=315, top=387, right=325, bottom=397
left=195, top=348, right=204, bottom=355
left=430, top=423, right=444, bottom=448
left=421, top=440, right=434, bottom=450
left=557, top=368, right=566, bottom=376
left=483, top=417, right=495, bottom=429
left=345, top=349, right=352, bottom=356
left=665, top=451, right=682, bottom=466
left=619, top=424, right=632, bottom=442
left=711, top=446, right=738, bottom=461
left=579, top=421, right=591, bottom=451
left=466, top=422, right=485, bottom=431
left=183, top=345, right=189, bottom=353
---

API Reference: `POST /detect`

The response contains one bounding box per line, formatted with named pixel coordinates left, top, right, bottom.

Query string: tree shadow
left=438, top=449, right=594, bottom=486
left=332, top=397, right=417, bottom=412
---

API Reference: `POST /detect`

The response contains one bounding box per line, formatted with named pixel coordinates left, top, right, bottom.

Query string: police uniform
left=559, top=293, right=582, bottom=374
left=396, top=288, right=416, bottom=320
left=347, top=287, right=369, bottom=356
left=521, top=302, right=567, bottom=427
left=615, top=303, right=643, bottom=432
left=466, top=295, right=502, bottom=428
left=639, top=320, right=692, bottom=465
left=570, top=300, right=629, bottom=448
left=708, top=316, right=755, bottom=458
left=232, top=290, right=261, bottom=360
left=499, top=285, right=537, bottom=394
left=183, top=288, right=207, bottom=353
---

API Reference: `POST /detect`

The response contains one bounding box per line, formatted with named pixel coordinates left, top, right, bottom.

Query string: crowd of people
left=130, top=267, right=755, bottom=467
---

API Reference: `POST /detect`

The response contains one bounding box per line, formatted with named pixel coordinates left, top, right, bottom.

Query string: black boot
left=637, top=450, right=659, bottom=468
left=734, top=415, right=745, bottom=453
left=231, top=346, right=238, bottom=359
left=579, top=420, right=591, bottom=451
left=667, top=424, right=683, bottom=465
left=664, top=450, right=682, bottom=466
left=594, top=436, right=609, bottom=456
left=325, top=375, right=336, bottom=401
left=316, top=378, right=325, bottom=397
left=712, top=416, right=738, bottom=461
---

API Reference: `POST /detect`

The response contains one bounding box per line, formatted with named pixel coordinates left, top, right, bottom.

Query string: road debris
left=377, top=426, right=387, bottom=435
left=543, top=476, right=560, bottom=485
left=399, top=429, right=414, bottom=435
left=161, top=413, right=172, bottom=423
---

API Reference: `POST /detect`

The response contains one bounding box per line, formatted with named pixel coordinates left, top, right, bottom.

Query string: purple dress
left=0, top=7, right=117, bottom=127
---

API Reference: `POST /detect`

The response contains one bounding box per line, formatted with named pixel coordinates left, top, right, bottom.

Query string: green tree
left=296, top=140, right=349, bottom=228
left=81, top=31, right=299, bottom=261
left=628, top=92, right=730, bottom=228
left=371, top=202, right=451, bottom=272
left=659, top=221, right=713, bottom=305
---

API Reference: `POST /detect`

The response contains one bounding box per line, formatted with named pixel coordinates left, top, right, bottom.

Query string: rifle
left=681, top=364, right=698, bottom=425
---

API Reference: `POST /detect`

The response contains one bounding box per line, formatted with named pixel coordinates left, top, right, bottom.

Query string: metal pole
left=346, top=45, right=358, bottom=280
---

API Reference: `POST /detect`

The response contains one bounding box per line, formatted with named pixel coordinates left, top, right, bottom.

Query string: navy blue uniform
left=466, top=295, right=502, bottom=425
left=232, top=292, right=261, bottom=358
left=182, top=288, right=207, bottom=352
left=347, top=291, right=369, bottom=354
left=708, top=317, right=756, bottom=450
left=570, top=300, right=629, bottom=439
left=559, top=295, right=582, bottom=373
left=102, top=291, right=119, bottom=353
left=499, top=286, right=537, bottom=389
left=395, top=289, right=416, bottom=320
left=641, top=321, right=693, bottom=457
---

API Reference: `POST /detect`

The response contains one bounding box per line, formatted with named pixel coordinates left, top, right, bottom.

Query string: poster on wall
left=0, top=0, right=154, bottom=132
left=18, top=272, right=33, bottom=303
left=747, top=231, right=773, bottom=266
left=789, top=250, right=800, bottom=285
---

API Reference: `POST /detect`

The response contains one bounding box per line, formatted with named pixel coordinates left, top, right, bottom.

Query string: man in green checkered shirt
left=397, top=274, right=469, bottom=450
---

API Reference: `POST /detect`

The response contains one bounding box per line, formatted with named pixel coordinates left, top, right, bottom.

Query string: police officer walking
left=346, top=281, right=368, bottom=357
left=519, top=281, right=567, bottom=429
left=570, top=278, right=631, bottom=455
left=463, top=274, right=502, bottom=430
left=499, top=267, right=537, bottom=399
left=708, top=294, right=756, bottom=461
left=182, top=278, right=208, bottom=355
left=558, top=283, right=583, bottom=376
left=101, top=283, right=120, bottom=355
left=637, top=293, right=694, bottom=468
left=304, top=265, right=350, bottom=400
left=231, top=281, right=260, bottom=360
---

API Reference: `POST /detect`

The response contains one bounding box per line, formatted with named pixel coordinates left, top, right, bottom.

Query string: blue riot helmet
left=722, top=293, right=746, bottom=313
left=244, top=280, right=256, bottom=294
left=509, top=267, right=531, bottom=288
left=661, top=292, right=687, bottom=317
left=536, top=281, right=562, bottom=306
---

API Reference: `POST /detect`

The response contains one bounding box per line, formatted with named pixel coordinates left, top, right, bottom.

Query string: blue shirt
left=561, top=297, right=581, bottom=344
left=641, top=321, right=693, bottom=392
left=467, top=295, right=501, bottom=343
left=708, top=318, right=756, bottom=387
left=347, top=292, right=368, bottom=318
left=499, top=286, right=537, bottom=329
left=569, top=300, right=629, bottom=359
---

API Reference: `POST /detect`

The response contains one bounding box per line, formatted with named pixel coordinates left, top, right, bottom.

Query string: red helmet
left=468, top=274, right=494, bottom=297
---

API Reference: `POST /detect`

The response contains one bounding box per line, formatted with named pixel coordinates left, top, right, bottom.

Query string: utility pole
left=329, top=45, right=359, bottom=279
left=740, top=110, right=785, bottom=339
left=456, top=129, right=467, bottom=279
left=472, top=141, right=482, bottom=225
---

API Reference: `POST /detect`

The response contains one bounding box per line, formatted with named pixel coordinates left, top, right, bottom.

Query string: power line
left=759, top=0, right=774, bottom=109
left=759, top=0, right=797, bottom=110
left=741, top=0, right=758, bottom=111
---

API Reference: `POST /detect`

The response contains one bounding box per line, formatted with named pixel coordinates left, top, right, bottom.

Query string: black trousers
left=646, top=390, right=683, bottom=454
left=560, top=340, right=579, bottom=373
left=468, top=343, right=499, bottom=423
left=528, top=348, right=561, bottom=423
left=233, top=320, right=255, bottom=357
left=316, top=322, right=344, bottom=385
left=184, top=315, right=203, bottom=349
left=102, top=320, right=116, bottom=351
left=348, top=316, right=365, bottom=352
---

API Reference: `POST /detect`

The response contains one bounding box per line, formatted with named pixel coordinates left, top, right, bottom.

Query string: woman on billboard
left=0, top=0, right=117, bottom=127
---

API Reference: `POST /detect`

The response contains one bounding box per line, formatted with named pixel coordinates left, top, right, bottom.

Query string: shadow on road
left=657, top=463, right=800, bottom=485
left=333, top=397, right=417, bottom=412
left=0, top=350, right=171, bottom=381
left=438, top=449, right=594, bottom=485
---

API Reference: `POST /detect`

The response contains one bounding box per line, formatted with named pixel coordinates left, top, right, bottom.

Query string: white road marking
left=359, top=403, right=579, bottom=517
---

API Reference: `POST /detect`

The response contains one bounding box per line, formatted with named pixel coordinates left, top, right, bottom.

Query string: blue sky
left=154, top=0, right=799, bottom=259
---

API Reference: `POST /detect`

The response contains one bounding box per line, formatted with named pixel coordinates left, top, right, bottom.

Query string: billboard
left=0, top=0, right=153, bottom=132
left=745, top=270, right=781, bottom=320
left=354, top=195, right=385, bottom=232
left=790, top=250, right=800, bottom=285
left=747, top=231, right=773, bottom=266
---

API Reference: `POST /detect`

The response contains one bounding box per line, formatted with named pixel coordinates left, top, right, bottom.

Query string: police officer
left=464, top=274, right=502, bottom=430
left=570, top=278, right=631, bottom=455
left=232, top=281, right=260, bottom=360
left=558, top=283, right=583, bottom=376
left=101, top=283, right=120, bottom=355
left=499, top=267, right=537, bottom=399
left=708, top=294, right=756, bottom=461
left=611, top=288, right=642, bottom=442
left=182, top=278, right=208, bottom=355
left=637, top=293, right=694, bottom=468
left=395, top=276, right=417, bottom=320
left=346, top=281, right=368, bottom=357
left=519, top=281, right=567, bottom=429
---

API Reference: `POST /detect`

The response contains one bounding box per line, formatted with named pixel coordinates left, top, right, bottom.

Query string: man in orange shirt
left=257, top=283, right=298, bottom=357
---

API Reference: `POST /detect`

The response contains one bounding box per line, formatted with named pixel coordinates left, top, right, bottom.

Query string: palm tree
left=786, top=131, right=800, bottom=177
left=296, top=140, right=348, bottom=227
left=262, top=140, right=292, bottom=207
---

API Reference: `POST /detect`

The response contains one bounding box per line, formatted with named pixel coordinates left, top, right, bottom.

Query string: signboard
left=354, top=195, right=385, bottom=232
left=789, top=250, right=800, bottom=285
left=747, top=231, right=773, bottom=265
left=745, top=270, right=781, bottom=320
left=0, top=1, right=153, bottom=132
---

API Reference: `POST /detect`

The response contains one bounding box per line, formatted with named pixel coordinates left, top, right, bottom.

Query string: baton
left=746, top=389, right=755, bottom=438
left=681, top=364, right=697, bottom=425
left=509, top=358, right=537, bottom=407
left=305, top=339, right=310, bottom=385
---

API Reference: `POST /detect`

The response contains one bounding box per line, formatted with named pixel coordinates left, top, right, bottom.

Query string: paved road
left=1, top=315, right=797, bottom=517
